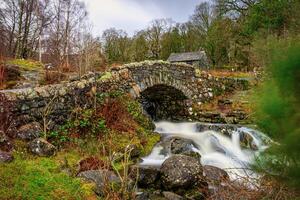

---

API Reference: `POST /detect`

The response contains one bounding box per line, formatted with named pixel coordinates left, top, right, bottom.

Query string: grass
left=6, top=59, right=44, bottom=71
left=0, top=151, right=96, bottom=200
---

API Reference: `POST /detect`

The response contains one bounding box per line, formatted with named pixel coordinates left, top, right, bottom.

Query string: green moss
left=7, top=59, right=44, bottom=71
left=99, top=72, right=112, bottom=81
left=140, top=132, right=161, bottom=156
left=0, top=152, right=94, bottom=200
left=6, top=59, right=44, bottom=71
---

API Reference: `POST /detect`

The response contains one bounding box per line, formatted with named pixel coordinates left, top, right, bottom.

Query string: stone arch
left=129, top=74, right=194, bottom=100
left=134, top=82, right=191, bottom=121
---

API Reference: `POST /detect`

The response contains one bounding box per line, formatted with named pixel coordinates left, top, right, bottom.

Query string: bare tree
left=215, top=0, right=258, bottom=18
left=191, top=2, right=216, bottom=35
left=145, top=18, right=173, bottom=59
left=0, top=0, right=52, bottom=58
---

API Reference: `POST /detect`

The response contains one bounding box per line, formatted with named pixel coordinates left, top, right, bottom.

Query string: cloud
left=84, top=0, right=163, bottom=35
left=83, top=0, right=201, bottom=36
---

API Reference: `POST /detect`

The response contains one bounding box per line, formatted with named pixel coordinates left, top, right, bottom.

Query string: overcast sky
left=83, top=0, right=204, bottom=36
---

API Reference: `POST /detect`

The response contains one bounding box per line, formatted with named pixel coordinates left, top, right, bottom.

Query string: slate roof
left=167, top=51, right=207, bottom=62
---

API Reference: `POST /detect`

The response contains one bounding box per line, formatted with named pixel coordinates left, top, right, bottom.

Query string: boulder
left=203, top=165, right=229, bottom=184
left=162, top=191, right=184, bottom=200
left=77, top=169, right=120, bottom=196
left=17, top=122, right=42, bottom=141
left=0, top=151, right=14, bottom=163
left=161, top=137, right=200, bottom=159
left=0, top=131, right=13, bottom=151
left=129, top=165, right=160, bottom=187
left=28, top=138, right=56, bottom=157
left=160, top=155, right=205, bottom=190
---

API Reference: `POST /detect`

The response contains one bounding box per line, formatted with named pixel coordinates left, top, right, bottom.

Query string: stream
left=141, top=121, right=270, bottom=185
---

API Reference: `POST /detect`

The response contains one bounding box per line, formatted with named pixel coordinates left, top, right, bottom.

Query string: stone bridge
left=1, top=61, right=249, bottom=129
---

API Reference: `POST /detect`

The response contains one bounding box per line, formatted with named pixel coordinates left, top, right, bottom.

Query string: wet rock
left=196, top=112, right=225, bottom=123
left=169, top=137, right=194, bottom=155
left=127, top=144, right=141, bottom=158
left=77, top=169, right=120, bottom=196
left=28, top=138, right=56, bottom=157
left=239, top=131, right=258, bottom=150
left=162, top=191, right=184, bottom=200
left=196, top=123, right=236, bottom=137
left=160, top=155, right=204, bottom=190
left=17, top=122, right=42, bottom=141
left=129, top=165, right=160, bottom=187
left=225, top=111, right=247, bottom=124
left=203, top=165, right=229, bottom=184
left=0, top=151, right=14, bottom=163
left=0, top=131, right=13, bottom=151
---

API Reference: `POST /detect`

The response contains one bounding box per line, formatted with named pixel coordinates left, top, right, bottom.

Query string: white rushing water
left=141, top=121, right=270, bottom=184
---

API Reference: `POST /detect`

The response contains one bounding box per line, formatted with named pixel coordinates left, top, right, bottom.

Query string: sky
left=83, top=0, right=203, bottom=36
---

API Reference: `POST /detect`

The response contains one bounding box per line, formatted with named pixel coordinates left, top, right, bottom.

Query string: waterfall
left=141, top=121, right=270, bottom=184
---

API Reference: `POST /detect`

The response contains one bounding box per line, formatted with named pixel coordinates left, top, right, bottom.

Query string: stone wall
left=1, top=61, right=249, bottom=133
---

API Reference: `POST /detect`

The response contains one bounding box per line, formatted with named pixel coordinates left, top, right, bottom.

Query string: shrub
left=42, top=70, right=67, bottom=85
left=255, top=43, right=300, bottom=187
left=78, top=156, right=108, bottom=174
left=49, top=109, right=107, bottom=146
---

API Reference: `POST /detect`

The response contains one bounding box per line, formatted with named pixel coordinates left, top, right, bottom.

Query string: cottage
left=167, top=51, right=208, bottom=69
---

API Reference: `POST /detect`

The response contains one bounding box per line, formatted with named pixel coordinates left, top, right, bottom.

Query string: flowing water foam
left=141, top=121, right=269, bottom=184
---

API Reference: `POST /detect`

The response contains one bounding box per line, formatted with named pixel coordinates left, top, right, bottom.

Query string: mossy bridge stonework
left=2, top=61, right=249, bottom=129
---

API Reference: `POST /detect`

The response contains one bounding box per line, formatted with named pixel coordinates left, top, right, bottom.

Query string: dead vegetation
left=207, top=170, right=299, bottom=200
left=43, top=69, right=67, bottom=84
left=78, top=156, right=108, bottom=174
left=99, top=98, right=137, bottom=134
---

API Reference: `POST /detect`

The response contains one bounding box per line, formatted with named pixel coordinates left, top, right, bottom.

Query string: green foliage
left=205, top=18, right=233, bottom=68
left=245, top=0, right=300, bottom=36
left=255, top=43, right=300, bottom=187
left=130, top=31, right=149, bottom=62
left=96, top=90, right=124, bottom=105
left=160, top=27, right=183, bottom=60
left=49, top=109, right=107, bottom=146
left=102, top=28, right=131, bottom=64
left=126, top=97, right=154, bottom=130
left=251, top=35, right=300, bottom=68
left=6, top=59, right=44, bottom=71
left=0, top=153, right=93, bottom=200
